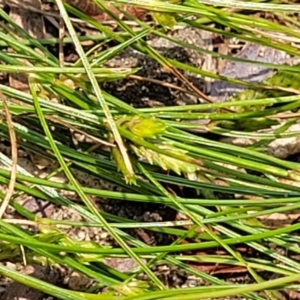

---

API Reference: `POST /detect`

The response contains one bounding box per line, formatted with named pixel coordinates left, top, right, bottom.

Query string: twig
left=129, top=74, right=201, bottom=97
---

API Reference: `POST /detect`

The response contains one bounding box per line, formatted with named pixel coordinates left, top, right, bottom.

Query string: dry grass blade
left=2, top=0, right=300, bottom=299
left=0, top=92, right=17, bottom=218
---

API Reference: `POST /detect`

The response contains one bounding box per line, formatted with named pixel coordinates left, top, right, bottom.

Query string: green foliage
left=122, top=116, right=168, bottom=138
left=1, top=0, right=300, bottom=299
left=131, top=144, right=200, bottom=175
left=151, top=12, right=177, bottom=30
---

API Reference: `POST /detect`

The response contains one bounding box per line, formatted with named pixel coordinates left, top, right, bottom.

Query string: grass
left=1, top=0, right=300, bottom=299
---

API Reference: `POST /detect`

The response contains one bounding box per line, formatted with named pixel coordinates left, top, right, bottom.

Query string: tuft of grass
left=1, top=0, right=300, bottom=299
